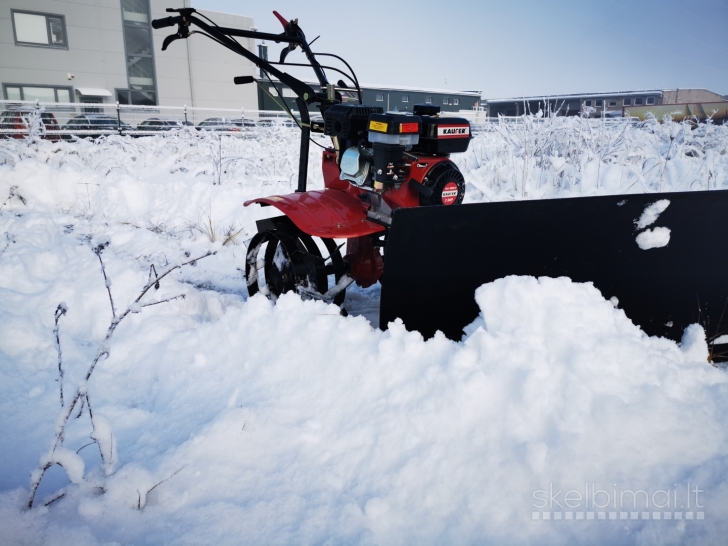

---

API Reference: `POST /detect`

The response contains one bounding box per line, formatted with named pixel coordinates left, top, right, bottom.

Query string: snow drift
left=1, top=120, right=728, bottom=545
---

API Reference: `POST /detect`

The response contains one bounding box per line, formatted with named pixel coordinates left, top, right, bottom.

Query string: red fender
left=244, top=189, right=385, bottom=238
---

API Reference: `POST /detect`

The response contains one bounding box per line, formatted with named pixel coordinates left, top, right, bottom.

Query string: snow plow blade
left=380, top=190, right=728, bottom=347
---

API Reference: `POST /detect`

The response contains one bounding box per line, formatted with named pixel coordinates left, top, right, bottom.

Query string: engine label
left=400, top=122, right=419, bottom=133
left=437, top=125, right=470, bottom=139
left=441, top=182, right=459, bottom=205
left=369, top=120, right=388, bottom=132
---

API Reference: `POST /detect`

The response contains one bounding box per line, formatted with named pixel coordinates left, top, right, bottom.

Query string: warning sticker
left=437, top=125, right=470, bottom=139
left=369, top=121, right=388, bottom=132
left=400, top=122, right=419, bottom=133
left=441, top=182, right=459, bottom=205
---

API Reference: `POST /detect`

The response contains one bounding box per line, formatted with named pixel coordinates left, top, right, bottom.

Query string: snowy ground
left=1, top=119, right=727, bottom=545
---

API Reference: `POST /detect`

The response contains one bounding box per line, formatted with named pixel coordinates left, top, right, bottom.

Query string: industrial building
left=1, top=0, right=481, bottom=116
left=258, top=75, right=482, bottom=114
left=0, top=0, right=259, bottom=110
left=485, top=89, right=726, bottom=118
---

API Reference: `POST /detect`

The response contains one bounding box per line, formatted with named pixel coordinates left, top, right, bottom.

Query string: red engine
left=317, top=103, right=470, bottom=287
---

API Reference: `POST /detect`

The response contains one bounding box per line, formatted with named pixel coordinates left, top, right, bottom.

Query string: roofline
left=485, top=90, right=664, bottom=103
left=359, top=84, right=481, bottom=96
left=662, top=87, right=724, bottom=94
left=265, top=79, right=481, bottom=97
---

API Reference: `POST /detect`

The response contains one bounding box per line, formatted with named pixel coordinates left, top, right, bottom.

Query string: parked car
left=0, top=108, right=60, bottom=140
left=196, top=117, right=244, bottom=132
left=136, top=117, right=193, bottom=132
left=254, top=118, right=296, bottom=128
left=269, top=118, right=297, bottom=128
left=62, top=115, right=132, bottom=138
left=470, top=123, right=486, bottom=136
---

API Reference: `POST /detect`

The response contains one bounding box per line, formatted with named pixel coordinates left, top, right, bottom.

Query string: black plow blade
left=380, top=190, right=728, bottom=347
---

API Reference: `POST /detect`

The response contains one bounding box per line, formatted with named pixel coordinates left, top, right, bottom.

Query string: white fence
left=0, top=100, right=634, bottom=139
left=0, top=100, right=299, bottom=138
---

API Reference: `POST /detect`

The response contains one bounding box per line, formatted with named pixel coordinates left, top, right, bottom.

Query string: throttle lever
left=272, top=10, right=289, bottom=28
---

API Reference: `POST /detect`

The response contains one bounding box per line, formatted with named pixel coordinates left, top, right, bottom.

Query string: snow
left=1, top=119, right=728, bottom=544
left=89, top=414, right=117, bottom=476
left=42, top=448, right=85, bottom=485
left=636, top=227, right=671, bottom=250
left=636, top=199, right=671, bottom=229
left=634, top=199, right=672, bottom=249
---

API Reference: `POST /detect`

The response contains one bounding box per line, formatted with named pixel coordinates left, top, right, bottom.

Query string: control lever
left=161, top=27, right=190, bottom=51
left=272, top=11, right=289, bottom=28
left=152, top=8, right=195, bottom=51
left=272, top=10, right=299, bottom=64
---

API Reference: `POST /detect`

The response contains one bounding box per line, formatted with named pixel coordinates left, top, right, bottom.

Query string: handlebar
left=151, top=15, right=182, bottom=29
left=150, top=8, right=336, bottom=106
left=150, top=6, right=359, bottom=195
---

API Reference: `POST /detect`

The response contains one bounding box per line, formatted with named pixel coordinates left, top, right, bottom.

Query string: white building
left=0, top=0, right=258, bottom=110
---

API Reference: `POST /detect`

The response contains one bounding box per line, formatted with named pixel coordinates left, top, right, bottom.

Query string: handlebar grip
left=151, top=16, right=180, bottom=29
left=234, top=76, right=255, bottom=85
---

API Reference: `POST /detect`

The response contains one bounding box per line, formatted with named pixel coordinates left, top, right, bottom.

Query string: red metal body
left=244, top=149, right=457, bottom=287
left=244, top=189, right=384, bottom=238
left=344, top=236, right=384, bottom=288
left=245, top=150, right=457, bottom=237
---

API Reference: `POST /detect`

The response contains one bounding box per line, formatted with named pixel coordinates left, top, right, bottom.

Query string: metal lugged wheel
left=245, top=223, right=347, bottom=305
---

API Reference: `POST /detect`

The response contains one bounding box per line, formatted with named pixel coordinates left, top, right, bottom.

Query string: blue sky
left=190, top=0, right=728, bottom=99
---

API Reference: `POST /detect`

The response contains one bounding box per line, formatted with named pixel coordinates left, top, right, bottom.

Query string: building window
left=623, top=98, right=632, bottom=106
left=116, top=89, right=156, bottom=106
left=646, top=97, right=655, bottom=105
left=443, top=98, right=450, bottom=105
left=453, top=98, right=459, bottom=106
left=595, top=99, right=603, bottom=107
left=12, top=10, right=67, bottom=49
left=608, top=100, right=617, bottom=107
left=425, top=96, right=432, bottom=104
left=402, top=95, right=409, bottom=103
left=635, top=97, right=644, bottom=106
left=3, top=84, right=73, bottom=102
left=120, top=0, right=158, bottom=105
left=127, top=56, right=155, bottom=88
left=375, top=93, right=384, bottom=101
left=584, top=99, right=593, bottom=107
left=124, top=25, right=152, bottom=56
left=122, top=0, right=149, bottom=23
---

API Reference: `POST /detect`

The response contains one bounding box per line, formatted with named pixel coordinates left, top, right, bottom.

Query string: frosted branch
left=28, top=247, right=215, bottom=508
left=141, top=294, right=186, bottom=308
left=53, top=303, right=68, bottom=406
left=137, top=465, right=187, bottom=510
left=93, top=242, right=116, bottom=318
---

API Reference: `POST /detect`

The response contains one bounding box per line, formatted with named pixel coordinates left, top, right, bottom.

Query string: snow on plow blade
left=380, top=190, right=728, bottom=344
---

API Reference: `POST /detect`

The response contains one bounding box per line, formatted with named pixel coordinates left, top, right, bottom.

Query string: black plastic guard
left=380, top=190, right=728, bottom=343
